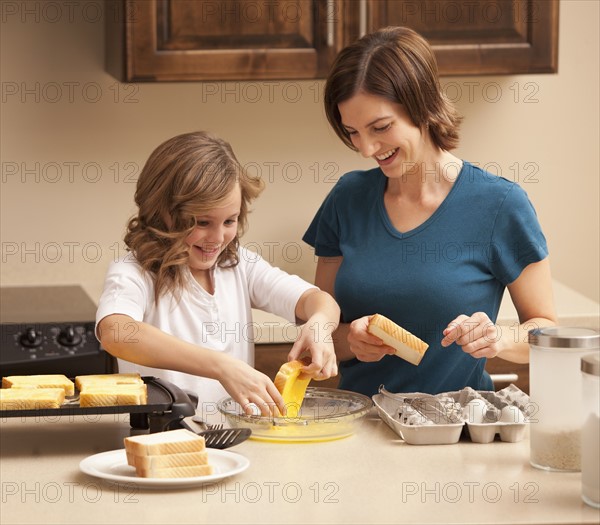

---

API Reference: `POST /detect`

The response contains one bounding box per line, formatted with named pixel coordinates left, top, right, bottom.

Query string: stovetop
left=0, top=285, right=98, bottom=324
left=0, top=285, right=114, bottom=376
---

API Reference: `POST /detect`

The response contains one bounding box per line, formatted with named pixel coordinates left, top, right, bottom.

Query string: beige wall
left=1, top=0, right=598, bottom=306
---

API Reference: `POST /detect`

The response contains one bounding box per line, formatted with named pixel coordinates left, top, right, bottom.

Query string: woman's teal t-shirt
left=303, top=161, right=548, bottom=396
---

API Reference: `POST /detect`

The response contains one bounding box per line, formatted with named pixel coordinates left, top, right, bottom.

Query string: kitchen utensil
left=199, top=428, right=252, bottom=449
left=190, top=415, right=223, bottom=431
left=170, top=417, right=252, bottom=449
left=407, top=395, right=463, bottom=424
left=0, top=376, right=196, bottom=433
left=217, top=387, right=372, bottom=443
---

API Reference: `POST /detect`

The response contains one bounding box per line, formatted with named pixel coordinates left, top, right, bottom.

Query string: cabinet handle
left=359, top=0, right=367, bottom=38
left=327, top=0, right=335, bottom=47
left=490, top=373, right=519, bottom=384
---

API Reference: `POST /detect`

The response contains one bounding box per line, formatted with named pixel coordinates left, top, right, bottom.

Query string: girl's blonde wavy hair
left=124, top=131, right=264, bottom=303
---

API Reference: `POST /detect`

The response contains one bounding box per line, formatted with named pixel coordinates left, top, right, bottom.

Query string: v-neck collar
left=376, top=161, right=467, bottom=239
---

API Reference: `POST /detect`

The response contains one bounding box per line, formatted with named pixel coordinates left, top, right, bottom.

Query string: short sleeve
left=95, top=257, right=150, bottom=337
left=240, top=248, right=317, bottom=323
left=302, top=187, right=342, bottom=257
left=489, top=184, right=548, bottom=285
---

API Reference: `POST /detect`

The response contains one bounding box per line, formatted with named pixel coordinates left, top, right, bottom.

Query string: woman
left=303, top=27, right=556, bottom=396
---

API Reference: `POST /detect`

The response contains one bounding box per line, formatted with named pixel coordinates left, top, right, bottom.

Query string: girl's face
left=338, top=91, right=427, bottom=178
left=185, top=183, right=242, bottom=273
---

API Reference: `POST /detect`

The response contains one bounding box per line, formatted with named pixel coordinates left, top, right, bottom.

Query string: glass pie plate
left=217, top=387, right=373, bottom=443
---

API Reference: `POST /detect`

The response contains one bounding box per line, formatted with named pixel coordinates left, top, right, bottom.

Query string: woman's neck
left=386, top=150, right=462, bottom=201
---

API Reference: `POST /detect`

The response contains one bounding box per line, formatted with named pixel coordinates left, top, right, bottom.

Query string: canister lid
left=581, top=353, right=600, bottom=376
left=528, top=327, right=600, bottom=348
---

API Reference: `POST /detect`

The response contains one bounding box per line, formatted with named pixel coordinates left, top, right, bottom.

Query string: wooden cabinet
left=485, top=357, right=530, bottom=393
left=105, top=0, right=343, bottom=81
left=365, top=0, right=559, bottom=75
left=106, top=0, right=558, bottom=81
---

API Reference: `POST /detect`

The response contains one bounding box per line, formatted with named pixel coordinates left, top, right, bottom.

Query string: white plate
left=79, top=448, right=250, bottom=489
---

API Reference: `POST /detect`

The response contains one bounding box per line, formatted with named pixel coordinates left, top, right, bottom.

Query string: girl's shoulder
left=109, top=252, right=142, bottom=269
left=236, top=246, right=263, bottom=266
left=106, top=253, right=148, bottom=282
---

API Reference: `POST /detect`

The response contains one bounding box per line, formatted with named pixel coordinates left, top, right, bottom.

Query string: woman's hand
left=441, top=312, right=504, bottom=359
left=288, top=318, right=338, bottom=380
left=217, top=357, right=285, bottom=417
left=347, top=315, right=396, bottom=362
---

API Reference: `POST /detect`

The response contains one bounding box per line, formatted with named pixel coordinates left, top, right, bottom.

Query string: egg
left=463, top=399, right=487, bottom=424
left=499, top=405, right=526, bottom=424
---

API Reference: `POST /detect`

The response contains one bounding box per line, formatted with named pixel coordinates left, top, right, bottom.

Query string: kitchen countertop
left=1, top=410, right=598, bottom=525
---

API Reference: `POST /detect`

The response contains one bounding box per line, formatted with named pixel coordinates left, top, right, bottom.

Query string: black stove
left=0, top=286, right=114, bottom=377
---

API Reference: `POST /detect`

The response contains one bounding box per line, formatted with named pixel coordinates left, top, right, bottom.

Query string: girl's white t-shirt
left=95, top=247, right=316, bottom=412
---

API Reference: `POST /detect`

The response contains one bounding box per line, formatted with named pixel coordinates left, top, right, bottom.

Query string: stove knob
left=57, top=325, right=83, bottom=347
left=20, top=327, right=43, bottom=348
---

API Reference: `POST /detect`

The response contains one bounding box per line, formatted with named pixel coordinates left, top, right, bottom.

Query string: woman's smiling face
left=338, top=91, right=427, bottom=178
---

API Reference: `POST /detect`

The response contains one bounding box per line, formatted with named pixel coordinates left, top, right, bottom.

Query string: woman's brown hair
left=124, top=131, right=264, bottom=303
left=324, top=26, right=462, bottom=151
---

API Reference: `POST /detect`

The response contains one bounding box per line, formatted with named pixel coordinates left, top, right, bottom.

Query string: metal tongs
left=378, top=386, right=462, bottom=424
left=406, top=396, right=462, bottom=424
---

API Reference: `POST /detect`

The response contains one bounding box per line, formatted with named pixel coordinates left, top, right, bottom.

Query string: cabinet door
left=106, top=0, right=342, bottom=81
left=366, top=0, right=559, bottom=75
left=485, top=358, right=530, bottom=393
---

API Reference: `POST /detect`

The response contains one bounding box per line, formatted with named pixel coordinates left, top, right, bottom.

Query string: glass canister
left=581, top=352, right=600, bottom=508
left=528, top=327, right=600, bottom=471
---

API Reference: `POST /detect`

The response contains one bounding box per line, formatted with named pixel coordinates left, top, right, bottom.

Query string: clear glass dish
left=217, top=387, right=373, bottom=443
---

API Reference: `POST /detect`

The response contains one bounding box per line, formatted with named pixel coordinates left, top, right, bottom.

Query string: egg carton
left=373, top=384, right=529, bottom=445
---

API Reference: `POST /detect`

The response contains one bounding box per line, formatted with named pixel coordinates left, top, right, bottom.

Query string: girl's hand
left=347, top=315, right=396, bottom=362
left=288, top=320, right=338, bottom=380
left=218, top=358, right=285, bottom=417
left=441, top=312, right=504, bottom=359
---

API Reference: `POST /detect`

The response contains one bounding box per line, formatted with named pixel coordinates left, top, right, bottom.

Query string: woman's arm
left=97, top=314, right=285, bottom=415
left=501, top=257, right=557, bottom=361
left=312, top=256, right=394, bottom=363
left=313, top=256, right=353, bottom=361
left=441, top=258, right=557, bottom=363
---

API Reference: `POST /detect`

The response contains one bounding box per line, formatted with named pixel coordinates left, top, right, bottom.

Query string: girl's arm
left=97, top=314, right=285, bottom=416
left=441, top=258, right=557, bottom=363
left=287, top=286, right=341, bottom=379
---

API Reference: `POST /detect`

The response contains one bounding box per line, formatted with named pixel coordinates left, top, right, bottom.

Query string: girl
left=96, top=131, right=340, bottom=416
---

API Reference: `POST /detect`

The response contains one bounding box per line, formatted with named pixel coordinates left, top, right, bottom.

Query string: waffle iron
left=0, top=376, right=196, bottom=433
